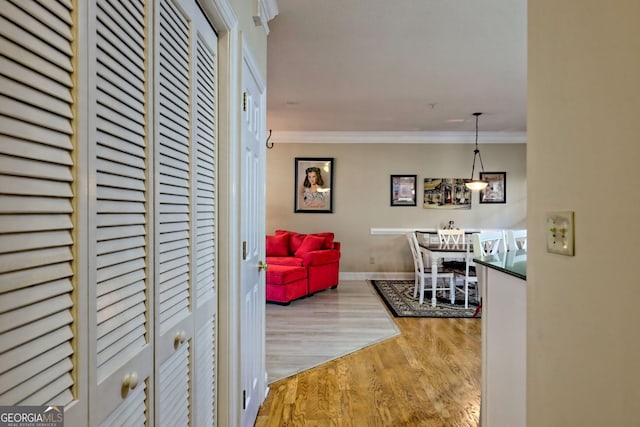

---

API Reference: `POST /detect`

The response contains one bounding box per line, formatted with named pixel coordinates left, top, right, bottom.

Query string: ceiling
left=265, top=0, right=527, bottom=142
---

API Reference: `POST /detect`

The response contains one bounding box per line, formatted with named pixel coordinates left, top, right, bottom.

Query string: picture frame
left=390, top=175, right=417, bottom=206
left=423, top=178, right=472, bottom=209
left=294, top=157, right=334, bottom=213
left=479, top=172, right=507, bottom=204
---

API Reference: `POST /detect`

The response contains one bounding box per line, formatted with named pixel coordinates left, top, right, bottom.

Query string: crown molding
left=269, top=131, right=527, bottom=144
left=253, top=0, right=279, bottom=34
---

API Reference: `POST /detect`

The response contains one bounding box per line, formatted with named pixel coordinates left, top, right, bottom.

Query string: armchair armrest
left=301, top=248, right=340, bottom=266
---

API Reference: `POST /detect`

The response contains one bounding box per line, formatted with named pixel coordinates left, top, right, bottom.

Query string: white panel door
left=240, top=53, right=267, bottom=427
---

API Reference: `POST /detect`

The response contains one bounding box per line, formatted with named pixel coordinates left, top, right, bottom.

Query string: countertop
left=474, top=250, right=527, bottom=280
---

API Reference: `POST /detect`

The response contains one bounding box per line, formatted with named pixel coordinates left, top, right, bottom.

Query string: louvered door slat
left=0, top=154, right=72, bottom=181
left=0, top=118, right=71, bottom=152
left=97, top=325, right=146, bottom=369
left=0, top=279, right=71, bottom=315
left=0, top=232, right=71, bottom=257
left=96, top=213, right=146, bottom=228
left=9, top=0, right=72, bottom=40
left=0, top=294, right=72, bottom=334
left=159, top=163, right=189, bottom=180
left=96, top=236, right=146, bottom=256
left=0, top=58, right=72, bottom=103
left=96, top=101, right=145, bottom=136
left=0, top=247, right=72, bottom=275
left=96, top=173, right=145, bottom=192
left=20, top=369, right=73, bottom=405
left=0, top=311, right=72, bottom=354
left=0, top=76, right=72, bottom=118
left=0, top=326, right=72, bottom=375
left=98, top=119, right=145, bottom=153
left=0, top=264, right=72, bottom=294
left=0, top=215, right=71, bottom=234
left=96, top=159, right=145, bottom=181
left=0, top=196, right=71, bottom=214
left=2, top=175, right=73, bottom=197
left=96, top=224, right=145, bottom=241
left=96, top=313, right=145, bottom=353
left=0, top=38, right=71, bottom=87
left=195, top=318, right=215, bottom=425
left=96, top=270, right=146, bottom=298
left=96, top=303, right=145, bottom=339
left=2, top=2, right=72, bottom=53
left=158, top=342, right=190, bottom=425
left=0, top=10, right=72, bottom=69
left=0, top=343, right=72, bottom=394
left=97, top=0, right=145, bottom=59
left=98, top=383, right=146, bottom=427
left=4, top=357, right=72, bottom=404
left=96, top=247, right=146, bottom=270
left=96, top=280, right=146, bottom=311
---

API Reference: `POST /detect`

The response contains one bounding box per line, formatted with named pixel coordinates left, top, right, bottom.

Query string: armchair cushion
left=294, top=234, right=326, bottom=258
left=266, top=233, right=290, bottom=257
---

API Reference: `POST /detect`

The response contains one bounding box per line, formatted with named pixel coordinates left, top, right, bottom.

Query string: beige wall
left=528, top=0, right=640, bottom=425
left=266, top=142, right=526, bottom=272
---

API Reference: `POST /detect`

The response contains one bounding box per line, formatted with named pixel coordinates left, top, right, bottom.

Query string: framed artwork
left=390, top=175, right=417, bottom=206
left=423, top=178, right=472, bottom=209
left=479, top=172, right=507, bottom=204
left=294, top=157, right=334, bottom=213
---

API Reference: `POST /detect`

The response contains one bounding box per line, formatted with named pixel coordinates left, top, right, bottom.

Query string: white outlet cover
left=546, top=211, right=575, bottom=256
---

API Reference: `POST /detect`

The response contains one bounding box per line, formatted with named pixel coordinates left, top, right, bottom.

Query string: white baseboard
left=339, top=272, right=413, bottom=281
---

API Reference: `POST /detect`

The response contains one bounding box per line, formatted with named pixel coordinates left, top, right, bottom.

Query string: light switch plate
left=546, top=211, right=575, bottom=256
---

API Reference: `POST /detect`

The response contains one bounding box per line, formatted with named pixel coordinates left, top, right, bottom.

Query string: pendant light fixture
left=464, top=112, right=489, bottom=191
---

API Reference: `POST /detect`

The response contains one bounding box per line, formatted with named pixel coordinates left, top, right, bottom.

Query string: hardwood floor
left=256, top=280, right=482, bottom=427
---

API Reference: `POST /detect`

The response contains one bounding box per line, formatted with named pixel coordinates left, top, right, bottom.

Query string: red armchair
left=265, top=230, right=341, bottom=299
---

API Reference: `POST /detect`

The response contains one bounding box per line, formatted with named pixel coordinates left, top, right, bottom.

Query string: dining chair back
left=470, top=231, right=507, bottom=314
left=507, top=229, right=527, bottom=251
left=472, top=230, right=507, bottom=258
left=437, top=228, right=465, bottom=246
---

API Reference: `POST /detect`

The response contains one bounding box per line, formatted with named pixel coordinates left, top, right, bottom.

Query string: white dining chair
left=507, top=229, right=527, bottom=251
left=471, top=231, right=508, bottom=312
left=437, top=228, right=466, bottom=270
left=406, top=232, right=455, bottom=305
left=438, top=229, right=477, bottom=308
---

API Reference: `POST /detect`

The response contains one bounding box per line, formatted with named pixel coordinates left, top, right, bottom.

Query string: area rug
left=370, top=279, right=480, bottom=318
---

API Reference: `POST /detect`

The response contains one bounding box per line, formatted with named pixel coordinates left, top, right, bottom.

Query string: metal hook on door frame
left=266, top=129, right=274, bottom=149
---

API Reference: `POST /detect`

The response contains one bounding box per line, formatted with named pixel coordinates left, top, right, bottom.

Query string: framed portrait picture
left=294, top=157, right=334, bottom=213
left=479, top=172, right=507, bottom=204
left=390, top=175, right=417, bottom=206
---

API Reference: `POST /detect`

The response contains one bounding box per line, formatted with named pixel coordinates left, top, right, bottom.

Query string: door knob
left=258, top=260, right=268, bottom=271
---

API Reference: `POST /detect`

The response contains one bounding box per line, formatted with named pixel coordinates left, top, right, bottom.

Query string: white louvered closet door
left=0, top=0, right=75, bottom=408
left=91, top=0, right=153, bottom=424
left=155, top=0, right=218, bottom=425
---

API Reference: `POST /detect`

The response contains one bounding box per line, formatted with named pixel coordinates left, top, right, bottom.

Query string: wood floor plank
left=257, top=280, right=481, bottom=426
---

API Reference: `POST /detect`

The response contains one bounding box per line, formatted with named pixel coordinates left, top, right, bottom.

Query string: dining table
left=417, top=232, right=472, bottom=307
